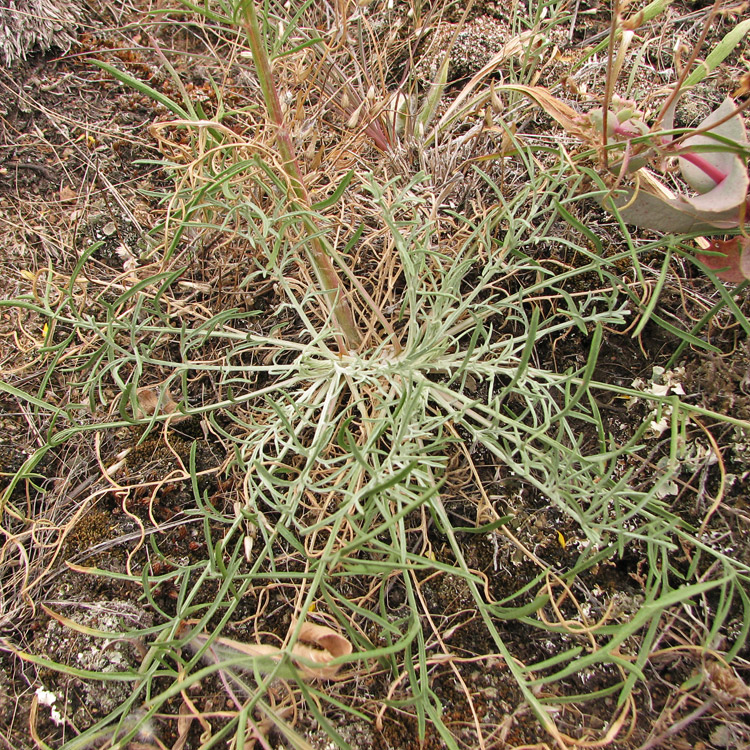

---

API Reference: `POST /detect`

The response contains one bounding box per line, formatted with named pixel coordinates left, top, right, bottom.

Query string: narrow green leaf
left=91, top=60, right=191, bottom=119
left=684, top=19, right=750, bottom=88
left=310, top=170, right=354, bottom=211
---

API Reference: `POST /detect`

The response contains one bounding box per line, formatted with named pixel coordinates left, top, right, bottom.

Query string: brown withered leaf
left=706, top=659, right=750, bottom=700
left=59, top=185, right=77, bottom=202
left=696, top=236, right=750, bottom=283
left=135, top=386, right=189, bottom=422
left=733, top=71, right=750, bottom=99
left=182, top=619, right=354, bottom=681
left=435, top=33, right=550, bottom=133
left=501, top=84, right=588, bottom=138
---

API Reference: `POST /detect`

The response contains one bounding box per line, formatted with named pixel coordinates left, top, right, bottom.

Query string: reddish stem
left=678, top=151, right=727, bottom=186
left=616, top=122, right=729, bottom=187
left=241, top=1, right=362, bottom=351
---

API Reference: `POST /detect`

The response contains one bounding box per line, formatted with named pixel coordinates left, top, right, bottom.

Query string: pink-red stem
left=677, top=151, right=727, bottom=186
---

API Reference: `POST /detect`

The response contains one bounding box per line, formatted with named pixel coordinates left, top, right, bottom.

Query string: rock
left=37, top=600, right=151, bottom=727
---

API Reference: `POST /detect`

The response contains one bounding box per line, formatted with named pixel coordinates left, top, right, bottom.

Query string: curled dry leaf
left=734, top=71, right=750, bottom=99
left=181, top=620, right=353, bottom=681
left=499, top=84, right=590, bottom=140
left=135, top=386, right=188, bottom=421
left=706, top=660, right=750, bottom=701
left=59, top=185, right=78, bottom=202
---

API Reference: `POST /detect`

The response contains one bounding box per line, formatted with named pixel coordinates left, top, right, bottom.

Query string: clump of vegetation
left=495, top=0, right=750, bottom=280
left=0, top=0, right=81, bottom=65
left=1, top=0, right=750, bottom=748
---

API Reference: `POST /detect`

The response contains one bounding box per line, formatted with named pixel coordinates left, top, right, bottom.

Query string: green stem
left=239, top=0, right=362, bottom=351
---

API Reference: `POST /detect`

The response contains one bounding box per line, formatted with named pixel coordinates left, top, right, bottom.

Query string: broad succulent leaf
left=609, top=189, right=743, bottom=234
left=506, top=85, right=748, bottom=236
left=683, top=150, right=749, bottom=216
left=606, top=169, right=744, bottom=234
left=679, top=98, right=748, bottom=196
left=605, top=98, right=748, bottom=234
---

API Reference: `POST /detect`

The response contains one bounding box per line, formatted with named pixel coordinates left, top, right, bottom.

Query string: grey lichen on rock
left=0, top=0, right=81, bottom=66
left=37, top=600, right=151, bottom=727
left=416, top=16, right=510, bottom=83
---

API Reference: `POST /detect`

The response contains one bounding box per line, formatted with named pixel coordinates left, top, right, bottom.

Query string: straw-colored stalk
left=240, top=0, right=363, bottom=351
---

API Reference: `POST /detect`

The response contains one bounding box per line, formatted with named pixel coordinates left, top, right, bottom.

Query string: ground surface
left=1, top=1, right=750, bottom=749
